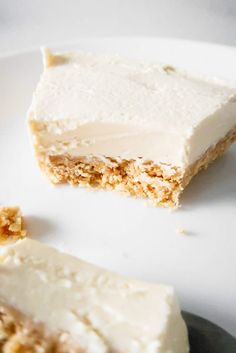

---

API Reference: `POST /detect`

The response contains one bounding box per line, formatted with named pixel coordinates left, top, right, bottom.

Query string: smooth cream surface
left=0, top=239, right=189, bottom=353
left=28, top=49, right=236, bottom=167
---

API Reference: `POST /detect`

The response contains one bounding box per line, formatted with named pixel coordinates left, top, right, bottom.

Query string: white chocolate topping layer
left=28, top=49, right=236, bottom=167
left=0, top=239, right=189, bottom=353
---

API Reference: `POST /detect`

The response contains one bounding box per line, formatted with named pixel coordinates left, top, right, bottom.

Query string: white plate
left=0, top=38, right=235, bottom=335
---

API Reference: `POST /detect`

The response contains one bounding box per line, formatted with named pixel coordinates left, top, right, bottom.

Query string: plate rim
left=1, top=36, right=236, bottom=59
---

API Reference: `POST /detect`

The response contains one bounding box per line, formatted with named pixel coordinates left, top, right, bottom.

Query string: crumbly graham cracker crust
left=45, top=157, right=183, bottom=207
left=39, top=127, right=236, bottom=207
left=0, top=208, right=26, bottom=244
left=0, top=306, right=79, bottom=353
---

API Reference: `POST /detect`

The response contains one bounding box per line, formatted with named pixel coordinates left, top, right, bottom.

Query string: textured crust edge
left=38, top=127, right=236, bottom=207
left=44, top=157, right=183, bottom=207
left=0, top=305, right=80, bottom=353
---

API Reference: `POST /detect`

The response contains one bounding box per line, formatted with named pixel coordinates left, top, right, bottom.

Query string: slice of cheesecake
left=0, top=239, right=189, bottom=353
left=28, top=48, right=236, bottom=207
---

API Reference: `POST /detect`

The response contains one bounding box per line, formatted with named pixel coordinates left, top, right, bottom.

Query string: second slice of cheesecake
left=28, top=49, right=236, bottom=206
left=0, top=238, right=189, bottom=353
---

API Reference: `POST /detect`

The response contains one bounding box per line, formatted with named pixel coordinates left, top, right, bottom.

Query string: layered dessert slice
left=28, top=48, right=236, bottom=207
left=0, top=238, right=189, bottom=353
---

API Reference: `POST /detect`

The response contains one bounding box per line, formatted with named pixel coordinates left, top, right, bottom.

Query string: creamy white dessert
left=0, top=238, right=189, bottom=353
left=28, top=48, right=236, bottom=206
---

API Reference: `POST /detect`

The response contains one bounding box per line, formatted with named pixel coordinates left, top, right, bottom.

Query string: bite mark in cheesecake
left=28, top=49, right=236, bottom=207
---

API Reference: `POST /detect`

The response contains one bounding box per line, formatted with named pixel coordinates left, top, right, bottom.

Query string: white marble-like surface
left=0, top=0, right=236, bottom=53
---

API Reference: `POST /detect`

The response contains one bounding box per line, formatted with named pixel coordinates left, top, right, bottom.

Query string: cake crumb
left=163, top=65, right=176, bottom=74
left=0, top=207, right=27, bottom=244
left=176, top=228, right=187, bottom=236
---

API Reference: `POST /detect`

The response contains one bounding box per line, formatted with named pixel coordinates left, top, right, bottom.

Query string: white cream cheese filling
left=31, top=121, right=187, bottom=166
left=28, top=49, right=236, bottom=168
left=0, top=239, right=189, bottom=353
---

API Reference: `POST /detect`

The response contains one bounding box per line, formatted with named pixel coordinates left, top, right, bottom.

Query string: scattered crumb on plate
left=176, top=228, right=187, bottom=236
left=0, top=207, right=26, bottom=243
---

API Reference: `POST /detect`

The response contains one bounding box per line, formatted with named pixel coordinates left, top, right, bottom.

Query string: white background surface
left=0, top=0, right=236, bottom=53
left=0, top=38, right=236, bottom=337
